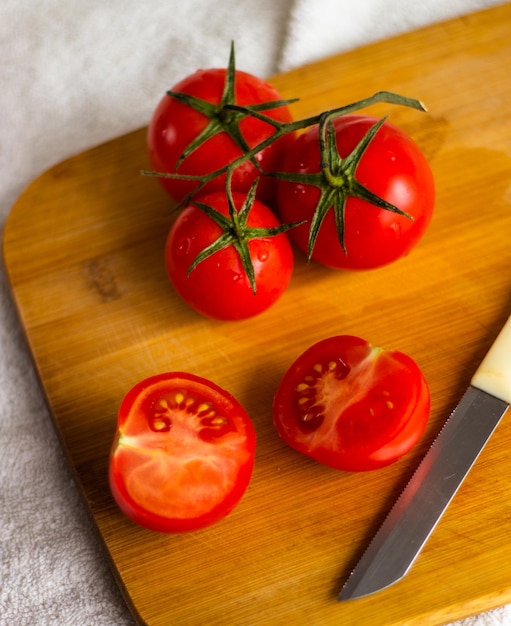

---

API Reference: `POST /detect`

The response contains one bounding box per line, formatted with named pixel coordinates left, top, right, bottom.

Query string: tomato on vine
left=274, top=114, right=435, bottom=269
left=109, top=372, right=256, bottom=533
left=273, top=335, right=430, bottom=471
left=165, top=179, right=298, bottom=320
left=147, top=42, right=295, bottom=206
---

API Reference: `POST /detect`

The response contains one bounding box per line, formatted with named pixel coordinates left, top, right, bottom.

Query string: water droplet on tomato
left=257, top=250, right=269, bottom=262
left=299, top=408, right=324, bottom=432
left=176, top=238, right=191, bottom=256
left=333, top=357, right=351, bottom=380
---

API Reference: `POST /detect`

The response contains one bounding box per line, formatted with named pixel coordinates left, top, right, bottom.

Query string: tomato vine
left=143, top=43, right=431, bottom=292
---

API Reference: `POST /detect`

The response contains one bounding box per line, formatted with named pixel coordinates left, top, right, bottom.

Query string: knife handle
left=471, top=316, right=511, bottom=404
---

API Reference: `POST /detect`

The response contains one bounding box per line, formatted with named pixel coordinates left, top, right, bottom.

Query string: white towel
left=0, top=1, right=507, bottom=624
left=279, top=0, right=505, bottom=70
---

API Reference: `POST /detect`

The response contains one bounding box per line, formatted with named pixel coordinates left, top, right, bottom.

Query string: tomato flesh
left=273, top=336, right=430, bottom=471
left=109, top=372, right=256, bottom=532
left=276, top=115, right=435, bottom=269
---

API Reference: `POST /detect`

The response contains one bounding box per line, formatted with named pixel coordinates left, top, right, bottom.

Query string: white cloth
left=0, top=1, right=507, bottom=624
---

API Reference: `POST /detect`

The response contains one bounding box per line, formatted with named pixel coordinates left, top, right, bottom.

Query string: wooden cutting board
left=4, top=4, right=511, bottom=624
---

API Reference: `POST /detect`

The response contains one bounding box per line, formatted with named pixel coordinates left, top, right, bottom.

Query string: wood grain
left=4, top=4, right=511, bottom=624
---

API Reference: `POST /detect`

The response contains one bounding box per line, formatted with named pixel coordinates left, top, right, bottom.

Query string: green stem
left=141, top=90, right=426, bottom=207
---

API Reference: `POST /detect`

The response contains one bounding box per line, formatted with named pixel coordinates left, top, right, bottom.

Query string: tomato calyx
left=143, top=90, right=427, bottom=210
left=271, top=114, right=414, bottom=260
left=166, top=42, right=298, bottom=172
left=188, top=175, right=302, bottom=294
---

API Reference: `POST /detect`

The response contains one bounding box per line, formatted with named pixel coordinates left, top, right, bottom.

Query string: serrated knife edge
left=338, top=316, right=511, bottom=601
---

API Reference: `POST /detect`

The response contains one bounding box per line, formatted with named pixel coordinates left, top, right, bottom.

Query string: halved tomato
left=109, top=372, right=256, bottom=532
left=273, top=336, right=430, bottom=471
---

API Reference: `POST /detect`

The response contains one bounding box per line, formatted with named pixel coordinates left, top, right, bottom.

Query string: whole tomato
left=147, top=45, right=294, bottom=205
left=275, top=115, right=435, bottom=269
left=165, top=188, right=295, bottom=320
left=109, top=372, right=256, bottom=533
left=273, top=335, right=430, bottom=471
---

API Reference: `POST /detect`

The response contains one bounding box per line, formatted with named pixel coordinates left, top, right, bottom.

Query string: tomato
left=273, top=336, right=430, bottom=471
left=275, top=115, right=435, bottom=269
left=109, top=372, right=256, bottom=533
left=165, top=188, right=295, bottom=320
left=147, top=45, right=294, bottom=205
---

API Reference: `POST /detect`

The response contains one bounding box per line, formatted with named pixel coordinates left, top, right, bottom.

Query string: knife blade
left=339, top=315, right=511, bottom=601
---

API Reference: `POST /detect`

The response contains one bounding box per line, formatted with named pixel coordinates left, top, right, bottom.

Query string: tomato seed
left=197, top=402, right=213, bottom=415
left=150, top=415, right=172, bottom=432
left=300, top=409, right=324, bottom=431
left=210, top=417, right=228, bottom=426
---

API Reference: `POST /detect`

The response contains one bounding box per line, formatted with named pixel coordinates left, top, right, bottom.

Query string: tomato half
left=109, top=372, right=256, bottom=532
left=165, top=190, right=295, bottom=320
left=276, top=115, right=435, bottom=269
left=273, top=336, right=430, bottom=471
left=147, top=55, right=293, bottom=205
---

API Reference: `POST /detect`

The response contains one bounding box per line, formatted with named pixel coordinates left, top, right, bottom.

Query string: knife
left=339, top=316, right=511, bottom=601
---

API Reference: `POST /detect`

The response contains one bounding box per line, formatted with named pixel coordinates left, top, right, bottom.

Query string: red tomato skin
left=165, top=191, right=294, bottom=321
left=273, top=336, right=430, bottom=471
left=276, top=115, right=435, bottom=269
left=109, top=372, right=256, bottom=533
left=147, top=68, right=293, bottom=205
